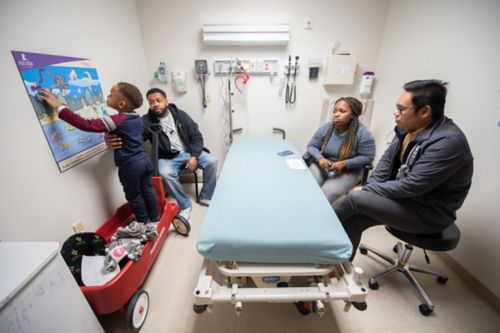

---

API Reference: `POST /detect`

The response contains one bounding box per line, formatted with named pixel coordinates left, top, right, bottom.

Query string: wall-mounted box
left=323, top=54, right=356, bottom=85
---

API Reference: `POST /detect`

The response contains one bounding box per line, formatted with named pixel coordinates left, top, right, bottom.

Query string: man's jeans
left=158, top=151, right=217, bottom=210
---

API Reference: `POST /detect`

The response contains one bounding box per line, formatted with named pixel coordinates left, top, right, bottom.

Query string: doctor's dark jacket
left=364, top=116, right=473, bottom=228
left=142, top=104, right=204, bottom=159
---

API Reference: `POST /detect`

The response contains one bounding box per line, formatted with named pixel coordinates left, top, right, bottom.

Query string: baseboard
left=436, top=252, right=500, bottom=315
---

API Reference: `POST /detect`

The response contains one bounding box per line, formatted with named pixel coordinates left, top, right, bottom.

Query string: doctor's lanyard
left=399, top=144, right=421, bottom=176
left=285, top=55, right=299, bottom=105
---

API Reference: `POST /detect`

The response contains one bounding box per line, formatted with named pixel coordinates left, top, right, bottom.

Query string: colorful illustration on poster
left=12, top=50, right=108, bottom=172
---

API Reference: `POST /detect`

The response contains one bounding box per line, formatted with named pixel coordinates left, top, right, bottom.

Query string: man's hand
left=105, top=133, right=122, bottom=150
left=318, top=157, right=331, bottom=170
left=37, top=88, right=61, bottom=109
left=329, top=160, right=346, bottom=173
left=185, top=156, right=198, bottom=172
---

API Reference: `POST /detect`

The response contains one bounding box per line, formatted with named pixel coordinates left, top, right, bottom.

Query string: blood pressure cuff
left=60, top=232, right=107, bottom=286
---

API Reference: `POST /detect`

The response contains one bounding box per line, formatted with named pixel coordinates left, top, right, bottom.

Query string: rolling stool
left=359, top=224, right=460, bottom=316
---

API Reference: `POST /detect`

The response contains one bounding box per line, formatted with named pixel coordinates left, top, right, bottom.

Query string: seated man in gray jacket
left=333, top=80, right=473, bottom=260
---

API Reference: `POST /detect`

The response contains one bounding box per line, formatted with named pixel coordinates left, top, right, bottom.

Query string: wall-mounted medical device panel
left=213, top=59, right=279, bottom=75
left=195, top=59, right=209, bottom=75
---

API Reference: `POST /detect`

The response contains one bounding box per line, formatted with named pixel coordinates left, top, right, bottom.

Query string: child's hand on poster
left=37, top=88, right=61, bottom=109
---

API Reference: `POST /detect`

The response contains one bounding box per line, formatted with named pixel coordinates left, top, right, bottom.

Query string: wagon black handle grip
left=149, top=124, right=163, bottom=176
left=148, top=123, right=163, bottom=134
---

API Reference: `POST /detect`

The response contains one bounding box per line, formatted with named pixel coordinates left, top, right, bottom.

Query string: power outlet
left=72, top=220, right=85, bottom=233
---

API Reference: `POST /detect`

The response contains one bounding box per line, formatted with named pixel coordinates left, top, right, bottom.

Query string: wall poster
left=12, top=50, right=108, bottom=172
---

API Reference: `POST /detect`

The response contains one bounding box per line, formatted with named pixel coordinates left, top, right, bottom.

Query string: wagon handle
left=148, top=124, right=163, bottom=177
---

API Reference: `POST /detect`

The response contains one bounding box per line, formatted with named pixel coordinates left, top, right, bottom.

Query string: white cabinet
left=0, top=241, right=104, bottom=333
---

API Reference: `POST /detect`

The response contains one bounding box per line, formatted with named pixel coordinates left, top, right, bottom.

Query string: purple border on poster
left=12, top=50, right=108, bottom=172
left=12, top=50, right=87, bottom=71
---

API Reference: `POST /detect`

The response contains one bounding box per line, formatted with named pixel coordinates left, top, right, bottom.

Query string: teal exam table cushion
left=197, top=136, right=352, bottom=264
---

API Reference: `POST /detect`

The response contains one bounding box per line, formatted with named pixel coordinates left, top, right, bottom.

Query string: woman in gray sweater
left=306, top=97, right=376, bottom=204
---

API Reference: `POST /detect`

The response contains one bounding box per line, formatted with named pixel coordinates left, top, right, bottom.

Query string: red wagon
left=80, top=124, right=190, bottom=331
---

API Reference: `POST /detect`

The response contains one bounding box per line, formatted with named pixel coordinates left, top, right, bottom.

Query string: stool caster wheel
left=359, top=247, right=368, bottom=255
left=193, top=304, right=208, bottom=314
left=419, top=304, right=433, bottom=316
left=437, top=276, right=448, bottom=284
left=368, top=279, right=379, bottom=290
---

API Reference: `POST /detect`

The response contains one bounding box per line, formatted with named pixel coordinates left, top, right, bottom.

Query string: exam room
left=0, top=0, right=499, bottom=332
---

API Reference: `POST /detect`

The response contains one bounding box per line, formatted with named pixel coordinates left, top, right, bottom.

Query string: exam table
left=193, top=136, right=367, bottom=316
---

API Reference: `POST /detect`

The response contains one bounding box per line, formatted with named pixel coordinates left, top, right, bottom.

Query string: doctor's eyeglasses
left=396, top=104, right=415, bottom=114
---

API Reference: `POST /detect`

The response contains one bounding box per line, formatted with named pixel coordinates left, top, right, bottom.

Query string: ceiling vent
left=202, top=24, right=290, bottom=46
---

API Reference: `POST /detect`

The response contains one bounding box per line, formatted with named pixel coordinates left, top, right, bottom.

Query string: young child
left=38, top=83, right=159, bottom=223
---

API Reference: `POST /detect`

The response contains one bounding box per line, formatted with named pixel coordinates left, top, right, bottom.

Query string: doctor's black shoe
left=294, top=301, right=312, bottom=316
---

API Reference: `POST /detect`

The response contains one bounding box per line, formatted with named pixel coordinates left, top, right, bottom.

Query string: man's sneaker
left=178, top=206, right=191, bottom=220
left=199, top=198, right=211, bottom=207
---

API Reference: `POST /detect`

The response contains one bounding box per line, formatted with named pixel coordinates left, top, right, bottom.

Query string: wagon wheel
left=173, top=215, right=191, bottom=236
left=125, top=289, right=149, bottom=332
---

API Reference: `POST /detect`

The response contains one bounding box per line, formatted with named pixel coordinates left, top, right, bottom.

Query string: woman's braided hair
left=321, top=97, right=363, bottom=161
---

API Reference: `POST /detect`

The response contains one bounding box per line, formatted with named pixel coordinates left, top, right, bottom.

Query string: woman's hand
left=318, top=157, right=331, bottom=169
left=329, top=160, right=347, bottom=172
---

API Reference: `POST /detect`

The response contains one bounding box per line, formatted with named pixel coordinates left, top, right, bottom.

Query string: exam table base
left=193, top=260, right=368, bottom=316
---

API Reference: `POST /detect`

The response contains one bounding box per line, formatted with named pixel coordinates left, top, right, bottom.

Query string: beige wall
left=370, top=0, right=500, bottom=298
left=135, top=0, right=389, bottom=164
left=1, top=0, right=498, bottom=302
left=0, top=0, right=150, bottom=240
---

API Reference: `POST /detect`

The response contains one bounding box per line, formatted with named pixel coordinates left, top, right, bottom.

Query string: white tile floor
left=99, top=195, right=500, bottom=333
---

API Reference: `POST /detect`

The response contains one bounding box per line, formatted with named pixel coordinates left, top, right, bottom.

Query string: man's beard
left=153, top=106, right=168, bottom=118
